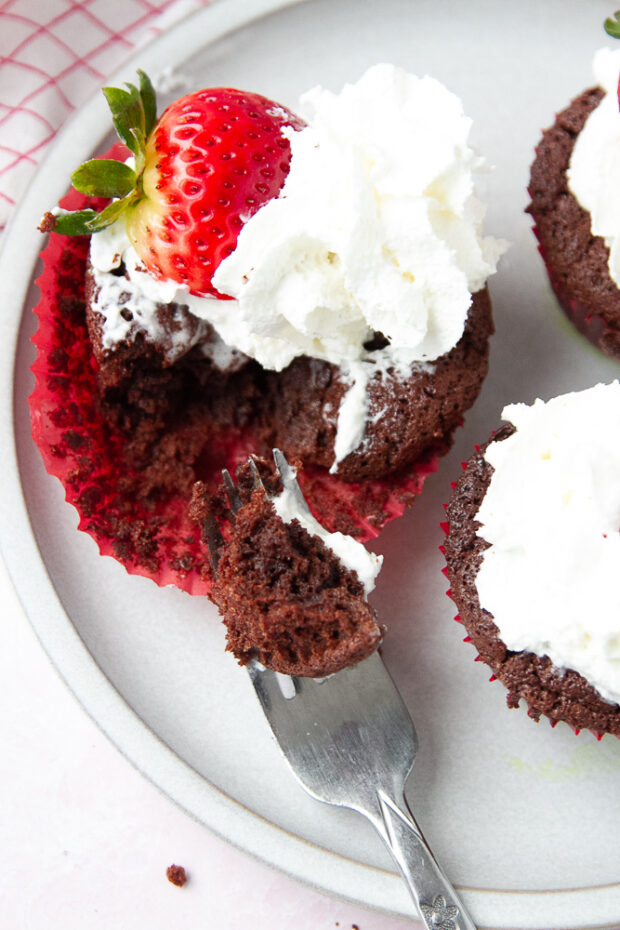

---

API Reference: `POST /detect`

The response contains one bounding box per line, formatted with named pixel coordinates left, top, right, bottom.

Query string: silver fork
left=211, top=450, right=477, bottom=930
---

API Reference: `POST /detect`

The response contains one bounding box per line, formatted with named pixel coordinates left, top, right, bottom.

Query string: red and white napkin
left=0, top=0, right=214, bottom=236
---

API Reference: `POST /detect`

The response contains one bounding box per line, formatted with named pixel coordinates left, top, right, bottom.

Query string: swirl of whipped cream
left=568, top=48, right=620, bottom=286
left=476, top=382, right=620, bottom=705
left=213, top=63, right=503, bottom=371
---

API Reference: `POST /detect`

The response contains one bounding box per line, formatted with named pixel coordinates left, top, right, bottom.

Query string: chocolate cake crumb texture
left=86, top=271, right=493, bottom=485
left=195, top=461, right=384, bottom=677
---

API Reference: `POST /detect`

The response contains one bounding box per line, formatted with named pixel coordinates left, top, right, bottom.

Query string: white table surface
left=0, top=548, right=420, bottom=929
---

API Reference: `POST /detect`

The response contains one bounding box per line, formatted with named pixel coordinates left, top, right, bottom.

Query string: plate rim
left=2, top=0, right=620, bottom=925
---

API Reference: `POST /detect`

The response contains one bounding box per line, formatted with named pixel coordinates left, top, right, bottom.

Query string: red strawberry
left=46, top=72, right=305, bottom=297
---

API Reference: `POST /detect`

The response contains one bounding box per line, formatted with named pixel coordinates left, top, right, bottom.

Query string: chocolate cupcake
left=528, top=49, right=620, bottom=357
left=444, top=382, right=620, bottom=737
left=32, top=65, right=504, bottom=595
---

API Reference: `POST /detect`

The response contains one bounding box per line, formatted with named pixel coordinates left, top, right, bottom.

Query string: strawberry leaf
left=85, top=194, right=136, bottom=232
left=71, top=159, right=137, bottom=198
left=102, top=83, right=146, bottom=157
left=53, top=209, right=102, bottom=236
left=138, top=70, right=157, bottom=137
left=43, top=71, right=160, bottom=238
left=605, top=10, right=620, bottom=37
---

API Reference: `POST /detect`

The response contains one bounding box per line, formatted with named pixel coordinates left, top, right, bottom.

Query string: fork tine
left=202, top=507, right=224, bottom=573
left=209, top=455, right=284, bottom=574
left=272, top=448, right=313, bottom=519
left=247, top=456, right=265, bottom=491
left=248, top=660, right=300, bottom=703
left=222, top=468, right=242, bottom=514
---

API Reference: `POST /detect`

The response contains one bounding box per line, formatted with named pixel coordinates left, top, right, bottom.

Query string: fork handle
left=366, top=790, right=477, bottom=929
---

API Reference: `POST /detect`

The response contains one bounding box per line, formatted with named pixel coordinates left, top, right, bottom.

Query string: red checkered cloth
left=0, top=0, right=214, bottom=235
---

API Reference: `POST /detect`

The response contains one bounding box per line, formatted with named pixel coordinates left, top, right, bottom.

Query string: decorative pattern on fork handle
left=420, top=894, right=461, bottom=930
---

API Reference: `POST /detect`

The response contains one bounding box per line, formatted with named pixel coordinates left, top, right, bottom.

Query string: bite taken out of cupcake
left=31, top=65, right=505, bottom=606
left=444, top=382, right=620, bottom=738
left=528, top=19, right=620, bottom=358
left=190, top=454, right=385, bottom=677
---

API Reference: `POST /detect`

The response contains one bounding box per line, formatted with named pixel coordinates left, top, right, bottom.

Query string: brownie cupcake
left=528, top=48, right=620, bottom=357
left=32, top=65, right=504, bottom=597
left=444, top=382, right=620, bottom=737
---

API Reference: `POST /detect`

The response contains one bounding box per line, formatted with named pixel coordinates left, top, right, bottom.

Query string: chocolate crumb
left=166, top=864, right=187, bottom=887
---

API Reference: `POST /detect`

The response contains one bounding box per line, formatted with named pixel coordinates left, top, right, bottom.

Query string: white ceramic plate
left=3, top=0, right=620, bottom=927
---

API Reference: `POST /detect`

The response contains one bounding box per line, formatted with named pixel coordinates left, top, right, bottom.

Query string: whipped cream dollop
left=476, top=382, right=620, bottom=706
left=272, top=483, right=382, bottom=597
left=568, top=48, right=620, bottom=285
left=91, top=63, right=504, bottom=466
left=213, top=64, right=502, bottom=368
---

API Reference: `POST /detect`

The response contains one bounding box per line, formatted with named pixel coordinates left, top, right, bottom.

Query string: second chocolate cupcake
left=529, top=48, right=620, bottom=358
left=444, top=382, right=620, bottom=737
